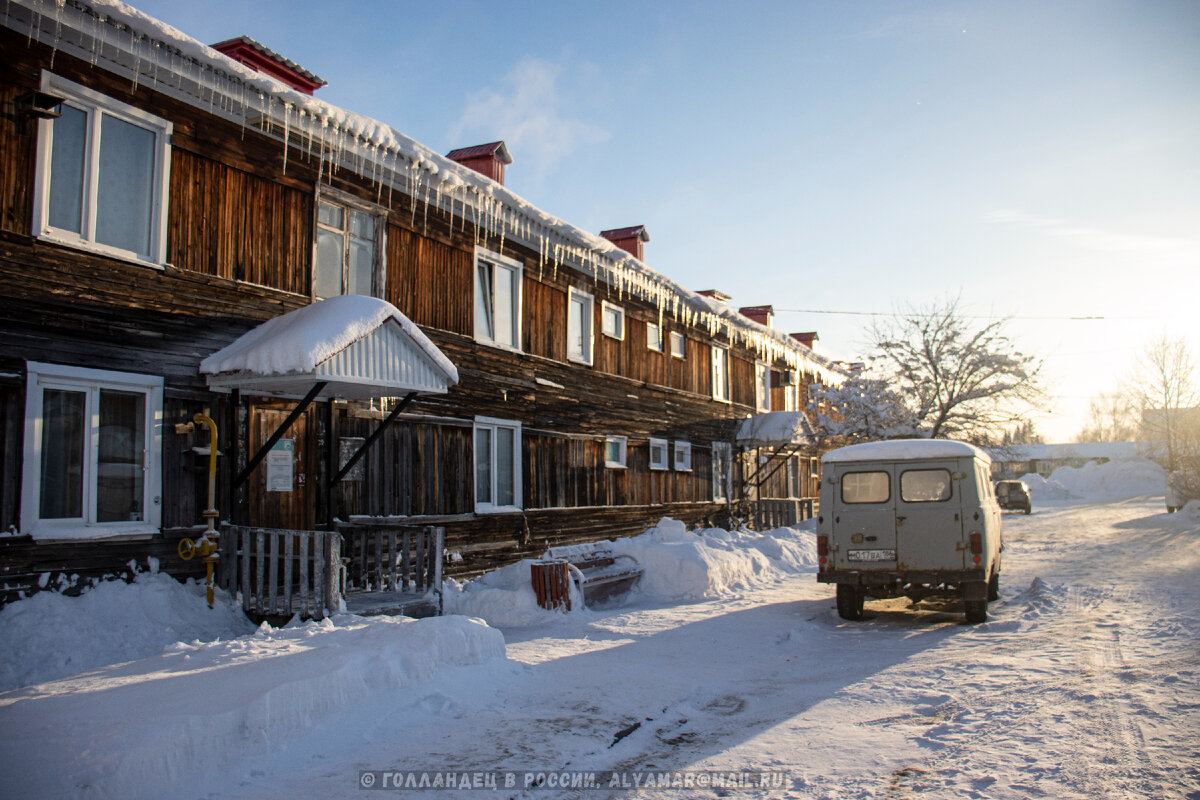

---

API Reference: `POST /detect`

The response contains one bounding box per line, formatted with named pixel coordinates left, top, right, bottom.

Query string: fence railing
left=218, top=526, right=341, bottom=619
left=340, top=525, right=444, bottom=597
left=752, top=498, right=818, bottom=530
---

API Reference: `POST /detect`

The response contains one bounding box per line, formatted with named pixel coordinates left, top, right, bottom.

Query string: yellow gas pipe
left=178, top=413, right=220, bottom=608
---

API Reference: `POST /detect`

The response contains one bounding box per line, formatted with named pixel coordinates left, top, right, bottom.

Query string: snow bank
left=0, top=571, right=256, bottom=692
left=0, top=613, right=505, bottom=800
left=443, top=519, right=818, bottom=625
left=1023, top=457, right=1166, bottom=502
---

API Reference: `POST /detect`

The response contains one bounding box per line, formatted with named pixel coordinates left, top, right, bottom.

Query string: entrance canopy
left=735, top=411, right=815, bottom=448
left=201, top=296, right=458, bottom=400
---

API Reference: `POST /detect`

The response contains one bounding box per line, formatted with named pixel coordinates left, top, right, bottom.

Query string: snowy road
left=198, top=497, right=1199, bottom=800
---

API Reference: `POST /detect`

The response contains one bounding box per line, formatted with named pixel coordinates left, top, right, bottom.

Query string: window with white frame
left=673, top=440, right=692, bottom=472
left=567, top=287, right=594, bottom=364
left=314, top=193, right=382, bottom=298
left=670, top=332, right=686, bottom=359
left=784, top=382, right=800, bottom=412
left=712, top=441, right=733, bottom=502
left=474, top=417, right=522, bottom=512
left=33, top=73, right=172, bottom=265
left=646, top=322, right=663, bottom=353
left=604, top=435, right=628, bottom=468
left=756, top=362, right=771, bottom=412
left=21, top=363, right=163, bottom=538
left=601, top=301, right=625, bottom=340
left=649, top=438, right=669, bottom=471
left=711, top=346, right=730, bottom=402
left=474, top=248, right=522, bottom=350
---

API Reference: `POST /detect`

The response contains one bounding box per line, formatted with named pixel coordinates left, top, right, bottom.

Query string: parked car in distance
left=816, top=439, right=1003, bottom=624
left=994, top=480, right=1032, bottom=515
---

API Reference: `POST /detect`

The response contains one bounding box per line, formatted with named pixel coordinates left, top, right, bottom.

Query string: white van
left=816, top=439, right=1002, bottom=624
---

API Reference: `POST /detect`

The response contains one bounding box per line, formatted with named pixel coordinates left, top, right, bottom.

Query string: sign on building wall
left=266, top=439, right=294, bottom=492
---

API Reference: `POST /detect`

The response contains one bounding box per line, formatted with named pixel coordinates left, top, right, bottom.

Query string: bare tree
left=1076, top=391, right=1140, bottom=443
left=870, top=298, right=1044, bottom=440
left=1127, top=335, right=1199, bottom=471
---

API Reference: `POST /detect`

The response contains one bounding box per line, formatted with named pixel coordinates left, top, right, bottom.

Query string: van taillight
left=970, top=532, right=982, bottom=563
left=817, top=535, right=828, bottom=566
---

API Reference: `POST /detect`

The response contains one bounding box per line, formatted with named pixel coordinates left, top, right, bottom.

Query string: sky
left=129, top=0, right=1200, bottom=442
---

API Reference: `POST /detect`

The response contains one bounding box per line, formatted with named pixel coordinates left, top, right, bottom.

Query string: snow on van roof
left=822, top=439, right=991, bottom=464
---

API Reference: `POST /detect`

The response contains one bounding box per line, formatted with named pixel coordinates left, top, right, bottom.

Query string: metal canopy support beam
left=232, top=381, right=327, bottom=490
left=324, top=392, right=417, bottom=530
left=745, top=442, right=805, bottom=488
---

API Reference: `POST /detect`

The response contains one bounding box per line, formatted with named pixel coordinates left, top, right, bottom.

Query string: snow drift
left=1021, top=457, right=1165, bottom=502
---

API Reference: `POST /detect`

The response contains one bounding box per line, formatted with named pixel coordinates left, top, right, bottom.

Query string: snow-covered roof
left=822, top=439, right=991, bottom=464
left=3, top=0, right=846, bottom=386
left=200, top=296, right=458, bottom=400
left=735, top=411, right=815, bottom=447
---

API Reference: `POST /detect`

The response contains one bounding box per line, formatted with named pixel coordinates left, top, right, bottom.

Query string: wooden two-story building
left=0, top=0, right=844, bottom=610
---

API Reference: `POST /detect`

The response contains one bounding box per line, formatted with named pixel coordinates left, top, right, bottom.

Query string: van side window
left=900, top=469, right=952, bottom=502
left=841, top=471, right=890, bottom=504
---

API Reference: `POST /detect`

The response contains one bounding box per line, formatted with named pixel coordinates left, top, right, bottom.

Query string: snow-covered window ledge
left=21, top=363, right=164, bottom=540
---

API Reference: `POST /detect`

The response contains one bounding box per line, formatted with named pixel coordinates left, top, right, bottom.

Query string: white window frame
left=473, top=416, right=522, bottom=513
left=670, top=331, right=686, bottom=359
left=566, top=287, right=594, bottom=365
left=755, top=362, right=771, bottom=412
left=21, top=362, right=163, bottom=539
left=474, top=247, right=523, bottom=352
left=713, top=441, right=733, bottom=502
left=649, top=438, right=669, bottom=471
left=673, top=440, right=692, bottom=472
left=711, top=346, right=731, bottom=403
left=601, top=301, right=625, bottom=340
left=32, top=73, right=173, bottom=267
left=604, top=435, right=628, bottom=469
left=313, top=187, right=385, bottom=299
left=784, top=382, right=800, bottom=412
left=646, top=321, right=663, bottom=353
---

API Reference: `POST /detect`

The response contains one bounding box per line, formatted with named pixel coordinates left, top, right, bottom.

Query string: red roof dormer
left=447, top=141, right=513, bottom=185
left=210, top=36, right=327, bottom=95
left=600, top=226, right=650, bottom=260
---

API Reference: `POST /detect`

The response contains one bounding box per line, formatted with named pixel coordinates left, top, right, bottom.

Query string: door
left=894, top=460, right=964, bottom=571
left=249, top=404, right=315, bottom=531
left=830, top=463, right=897, bottom=569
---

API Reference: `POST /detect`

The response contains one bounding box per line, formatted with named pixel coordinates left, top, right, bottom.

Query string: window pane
left=347, top=236, right=374, bottom=296
left=97, top=389, right=145, bottom=522
left=474, top=427, right=492, bottom=504
left=40, top=389, right=86, bottom=520
left=901, top=469, right=952, bottom=503
left=494, top=266, right=516, bottom=347
left=96, top=113, right=155, bottom=256
left=647, top=323, right=661, bottom=351
left=475, top=263, right=494, bottom=340
left=842, top=471, right=891, bottom=504
left=496, top=427, right=515, bottom=507
left=349, top=210, right=374, bottom=238
left=48, top=104, right=87, bottom=235
left=605, top=439, right=620, bottom=464
left=314, top=229, right=344, bottom=297
left=568, top=294, right=587, bottom=359
left=318, top=201, right=343, bottom=229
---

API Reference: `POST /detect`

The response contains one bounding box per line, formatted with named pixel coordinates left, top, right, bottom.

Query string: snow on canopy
left=3, top=0, right=846, bottom=385
left=200, top=295, right=458, bottom=398
left=822, top=439, right=992, bottom=464
left=735, top=411, right=816, bottom=446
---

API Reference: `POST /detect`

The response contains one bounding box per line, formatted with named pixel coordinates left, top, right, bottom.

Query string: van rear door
left=895, top=461, right=965, bottom=571
left=830, top=464, right=897, bottom=569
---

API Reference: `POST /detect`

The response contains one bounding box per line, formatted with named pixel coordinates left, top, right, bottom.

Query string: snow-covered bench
left=543, top=542, right=643, bottom=606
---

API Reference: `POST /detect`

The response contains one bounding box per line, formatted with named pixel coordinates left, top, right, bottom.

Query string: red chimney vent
left=738, top=305, right=774, bottom=328
left=791, top=331, right=819, bottom=350
left=447, top=141, right=513, bottom=185
left=697, top=289, right=731, bottom=303
left=600, top=226, right=650, bottom=260
left=210, top=36, right=326, bottom=95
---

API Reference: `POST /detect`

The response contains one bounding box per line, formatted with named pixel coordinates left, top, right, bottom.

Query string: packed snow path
left=2, top=498, right=1196, bottom=799
left=198, top=497, right=1198, bottom=800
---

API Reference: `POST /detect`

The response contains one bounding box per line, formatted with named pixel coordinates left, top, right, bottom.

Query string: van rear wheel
left=836, top=584, right=865, bottom=621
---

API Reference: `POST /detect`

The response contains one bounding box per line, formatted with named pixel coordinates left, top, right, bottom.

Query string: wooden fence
left=218, top=526, right=341, bottom=619
left=341, top=525, right=444, bottom=596
left=752, top=498, right=817, bottom=530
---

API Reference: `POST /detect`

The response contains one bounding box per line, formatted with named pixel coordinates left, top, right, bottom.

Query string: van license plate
left=848, top=549, right=896, bottom=562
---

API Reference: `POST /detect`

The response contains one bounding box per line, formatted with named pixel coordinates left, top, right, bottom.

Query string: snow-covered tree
left=869, top=298, right=1044, bottom=440
left=808, top=372, right=918, bottom=446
